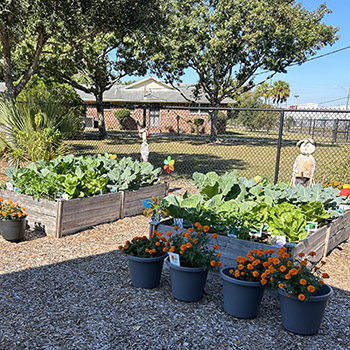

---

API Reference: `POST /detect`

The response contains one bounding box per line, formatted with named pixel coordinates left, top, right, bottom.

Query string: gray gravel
left=1, top=249, right=349, bottom=350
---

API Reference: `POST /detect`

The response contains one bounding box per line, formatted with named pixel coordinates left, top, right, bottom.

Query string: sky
left=123, top=1, right=350, bottom=107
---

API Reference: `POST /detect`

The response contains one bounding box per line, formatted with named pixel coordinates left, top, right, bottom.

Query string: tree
left=40, top=1, right=164, bottom=137
left=256, top=82, right=271, bottom=104
left=154, top=0, right=338, bottom=141
left=0, top=0, right=89, bottom=100
left=271, top=80, right=290, bottom=106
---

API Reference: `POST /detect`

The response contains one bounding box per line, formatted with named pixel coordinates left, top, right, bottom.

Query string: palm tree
left=256, top=82, right=271, bottom=104
left=271, top=80, right=290, bottom=106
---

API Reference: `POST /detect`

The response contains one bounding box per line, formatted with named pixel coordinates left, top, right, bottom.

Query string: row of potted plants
left=119, top=223, right=332, bottom=335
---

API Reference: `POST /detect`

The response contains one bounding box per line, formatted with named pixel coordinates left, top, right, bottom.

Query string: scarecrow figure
left=138, top=126, right=149, bottom=162
left=291, top=138, right=316, bottom=188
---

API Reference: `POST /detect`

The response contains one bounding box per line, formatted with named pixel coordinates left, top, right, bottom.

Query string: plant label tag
left=173, top=218, right=184, bottom=228
left=274, top=235, right=286, bottom=247
left=62, top=193, right=69, bottom=200
left=305, top=222, right=318, bottom=235
left=5, top=182, right=13, bottom=191
left=168, top=252, right=180, bottom=266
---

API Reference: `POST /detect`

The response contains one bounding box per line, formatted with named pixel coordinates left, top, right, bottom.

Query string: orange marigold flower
left=145, top=248, right=149, bottom=253
left=287, top=261, right=292, bottom=267
left=300, top=259, right=307, bottom=266
left=278, top=283, right=284, bottom=289
left=252, top=271, right=259, bottom=278
left=0, top=197, right=2, bottom=201
left=270, top=277, right=274, bottom=282
left=173, top=226, right=180, bottom=230
left=203, top=225, right=210, bottom=232
left=180, top=244, right=187, bottom=251
left=309, top=251, right=316, bottom=256
left=252, top=259, right=261, bottom=266
left=11, top=213, right=16, bottom=216
left=238, top=264, right=244, bottom=270
left=282, top=253, right=290, bottom=259
left=155, top=241, right=161, bottom=246
left=197, top=232, right=200, bottom=237
left=300, top=279, right=307, bottom=285
left=212, top=233, right=218, bottom=239
left=153, top=230, right=157, bottom=234
left=186, top=242, right=192, bottom=248
left=194, top=222, right=200, bottom=227
left=235, top=270, right=240, bottom=278
left=298, top=294, right=306, bottom=301
left=210, top=260, right=216, bottom=267
left=217, top=252, right=221, bottom=257
left=320, top=280, right=325, bottom=286
left=229, top=269, right=234, bottom=275
left=192, top=239, right=197, bottom=244
left=298, top=253, right=305, bottom=258
left=188, top=228, right=194, bottom=233
left=247, top=264, right=254, bottom=270
left=240, top=271, right=245, bottom=276
left=307, top=285, right=316, bottom=293
left=124, top=244, right=129, bottom=249
left=169, top=246, right=175, bottom=253
left=118, top=245, right=122, bottom=250
left=263, top=262, right=270, bottom=268
left=253, top=249, right=258, bottom=254
left=213, top=244, right=219, bottom=250
left=322, top=273, right=330, bottom=279
left=166, top=231, right=172, bottom=237
left=290, top=268, right=298, bottom=276
left=285, top=274, right=291, bottom=280
left=163, top=247, right=168, bottom=252
left=279, top=265, right=287, bottom=272
left=261, top=278, right=268, bottom=285
left=216, top=261, right=222, bottom=267
left=197, top=225, right=202, bottom=231
left=257, top=251, right=264, bottom=257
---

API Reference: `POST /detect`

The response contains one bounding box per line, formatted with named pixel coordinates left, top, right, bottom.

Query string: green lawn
left=66, top=130, right=350, bottom=183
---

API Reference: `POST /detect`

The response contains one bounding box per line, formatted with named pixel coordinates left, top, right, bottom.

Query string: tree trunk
left=96, top=94, right=107, bottom=138
left=210, top=108, right=218, bottom=142
left=1, top=30, right=16, bottom=100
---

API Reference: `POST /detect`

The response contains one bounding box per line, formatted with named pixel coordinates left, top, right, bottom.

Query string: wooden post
left=55, top=200, right=64, bottom=239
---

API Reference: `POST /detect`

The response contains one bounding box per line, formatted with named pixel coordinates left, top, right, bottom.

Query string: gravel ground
left=0, top=180, right=349, bottom=349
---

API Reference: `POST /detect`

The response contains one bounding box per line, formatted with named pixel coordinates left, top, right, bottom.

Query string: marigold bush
left=165, top=222, right=221, bottom=269
left=0, top=198, right=27, bottom=221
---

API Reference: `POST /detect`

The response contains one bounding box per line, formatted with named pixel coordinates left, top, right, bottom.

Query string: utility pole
left=346, top=81, right=350, bottom=110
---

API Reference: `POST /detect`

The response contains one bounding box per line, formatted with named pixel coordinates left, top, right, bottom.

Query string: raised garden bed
left=151, top=211, right=350, bottom=266
left=0, top=183, right=168, bottom=238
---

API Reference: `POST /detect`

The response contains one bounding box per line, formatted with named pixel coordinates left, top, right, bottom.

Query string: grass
left=66, top=129, right=350, bottom=183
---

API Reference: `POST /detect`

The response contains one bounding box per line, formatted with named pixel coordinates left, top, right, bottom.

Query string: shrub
left=17, top=75, right=85, bottom=137
left=114, top=108, right=131, bottom=129
left=193, top=118, right=204, bottom=135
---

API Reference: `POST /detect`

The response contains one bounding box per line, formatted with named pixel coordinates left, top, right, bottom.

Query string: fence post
left=176, top=115, right=180, bottom=135
left=142, top=105, right=147, bottom=128
left=308, top=118, right=312, bottom=134
left=274, top=110, right=285, bottom=184
left=332, top=119, right=339, bottom=143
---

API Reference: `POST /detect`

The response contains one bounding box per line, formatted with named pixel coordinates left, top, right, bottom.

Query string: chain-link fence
left=68, top=104, right=350, bottom=184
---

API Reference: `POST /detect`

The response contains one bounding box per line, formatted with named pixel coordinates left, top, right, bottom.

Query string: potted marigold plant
left=0, top=198, right=28, bottom=242
left=220, top=248, right=275, bottom=318
left=267, top=247, right=333, bottom=335
left=118, top=232, right=167, bottom=289
left=165, top=222, right=221, bottom=302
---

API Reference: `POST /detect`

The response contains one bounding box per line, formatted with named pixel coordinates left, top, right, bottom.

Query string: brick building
left=78, top=77, right=233, bottom=134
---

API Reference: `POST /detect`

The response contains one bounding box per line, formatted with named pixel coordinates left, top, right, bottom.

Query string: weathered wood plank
left=62, top=192, right=123, bottom=213
left=63, top=205, right=121, bottom=224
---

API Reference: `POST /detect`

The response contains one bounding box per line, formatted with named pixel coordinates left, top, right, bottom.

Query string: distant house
left=78, top=77, right=234, bottom=134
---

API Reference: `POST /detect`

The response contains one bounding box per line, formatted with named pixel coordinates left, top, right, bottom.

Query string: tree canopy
left=154, top=0, right=338, bottom=140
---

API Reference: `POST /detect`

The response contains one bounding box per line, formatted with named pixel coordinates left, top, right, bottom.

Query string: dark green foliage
left=114, top=108, right=131, bottom=130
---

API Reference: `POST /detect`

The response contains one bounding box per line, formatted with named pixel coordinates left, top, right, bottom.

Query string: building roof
left=0, top=77, right=235, bottom=104
left=76, top=77, right=235, bottom=104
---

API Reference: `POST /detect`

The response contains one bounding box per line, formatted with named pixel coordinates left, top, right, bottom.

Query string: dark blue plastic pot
left=220, top=267, right=265, bottom=318
left=127, top=254, right=166, bottom=289
left=0, top=218, right=26, bottom=242
left=166, top=258, right=208, bottom=302
left=278, top=284, right=333, bottom=335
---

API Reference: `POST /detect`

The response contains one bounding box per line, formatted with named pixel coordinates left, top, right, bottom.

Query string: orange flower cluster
left=0, top=199, right=28, bottom=221
left=266, top=247, right=329, bottom=301
left=229, top=249, right=275, bottom=284
left=166, top=222, right=221, bottom=269
left=118, top=233, right=166, bottom=258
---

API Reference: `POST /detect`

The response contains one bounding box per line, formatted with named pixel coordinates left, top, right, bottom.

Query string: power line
left=318, top=96, right=347, bottom=105
left=255, top=45, right=350, bottom=76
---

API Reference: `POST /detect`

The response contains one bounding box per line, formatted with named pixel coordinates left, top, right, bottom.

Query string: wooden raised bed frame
left=0, top=183, right=168, bottom=239
left=151, top=211, right=350, bottom=267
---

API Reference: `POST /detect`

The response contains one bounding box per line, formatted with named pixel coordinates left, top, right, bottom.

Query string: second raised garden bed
left=150, top=210, right=350, bottom=266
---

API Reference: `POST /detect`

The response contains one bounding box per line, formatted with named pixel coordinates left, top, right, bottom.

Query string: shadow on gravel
left=0, top=251, right=349, bottom=349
